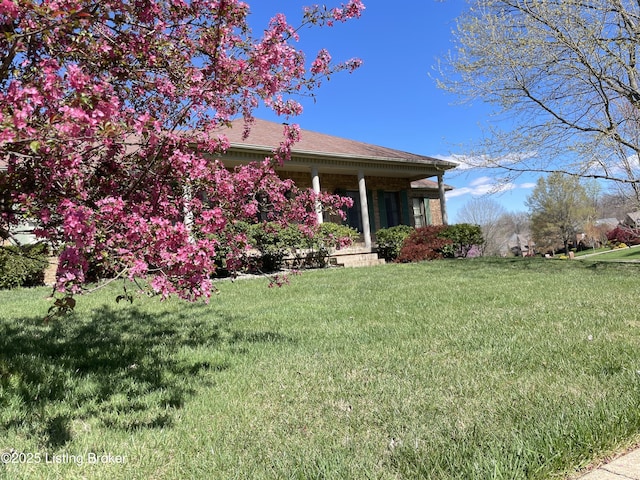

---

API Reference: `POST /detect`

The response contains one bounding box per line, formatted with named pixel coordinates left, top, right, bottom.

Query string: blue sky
left=248, top=1, right=538, bottom=222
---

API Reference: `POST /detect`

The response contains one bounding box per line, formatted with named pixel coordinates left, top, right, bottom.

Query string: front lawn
left=582, top=245, right=640, bottom=261
left=1, top=258, right=640, bottom=479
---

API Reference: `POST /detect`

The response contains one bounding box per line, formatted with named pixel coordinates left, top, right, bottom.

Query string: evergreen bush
left=246, top=222, right=359, bottom=272
left=438, top=223, right=484, bottom=258
left=375, top=225, right=414, bottom=261
left=0, top=243, right=49, bottom=289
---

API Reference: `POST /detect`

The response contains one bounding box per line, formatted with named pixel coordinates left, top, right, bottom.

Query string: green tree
left=526, top=173, right=597, bottom=254
left=439, top=0, right=640, bottom=202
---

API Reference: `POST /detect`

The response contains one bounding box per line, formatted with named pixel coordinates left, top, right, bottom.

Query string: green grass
left=1, top=258, right=640, bottom=479
left=574, top=247, right=610, bottom=257
left=580, top=246, right=640, bottom=261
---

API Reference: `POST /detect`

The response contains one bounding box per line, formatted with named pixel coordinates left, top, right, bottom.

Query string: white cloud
left=445, top=176, right=535, bottom=199
left=470, top=176, right=493, bottom=187
left=493, top=183, right=517, bottom=193
left=433, top=154, right=478, bottom=171
left=446, top=187, right=474, bottom=198
left=434, top=151, right=539, bottom=172
left=596, top=153, right=640, bottom=178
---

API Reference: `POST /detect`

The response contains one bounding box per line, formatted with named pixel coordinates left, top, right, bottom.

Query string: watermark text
left=1, top=451, right=127, bottom=466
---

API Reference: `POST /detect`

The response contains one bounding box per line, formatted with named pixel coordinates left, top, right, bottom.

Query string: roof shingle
left=225, top=118, right=456, bottom=169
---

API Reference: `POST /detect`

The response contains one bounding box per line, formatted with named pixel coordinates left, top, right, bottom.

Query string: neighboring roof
left=625, top=211, right=640, bottom=224
left=410, top=178, right=453, bottom=191
left=507, top=233, right=535, bottom=250
left=220, top=118, right=457, bottom=179
left=0, top=157, right=7, bottom=171
left=595, top=218, right=619, bottom=228
left=410, top=178, right=438, bottom=189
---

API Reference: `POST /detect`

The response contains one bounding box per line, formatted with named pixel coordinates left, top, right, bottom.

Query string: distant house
left=581, top=218, right=619, bottom=248
left=505, top=233, right=535, bottom=257
left=1, top=158, right=37, bottom=246
left=623, top=211, right=640, bottom=228
left=595, top=218, right=620, bottom=230
left=220, top=118, right=457, bottom=249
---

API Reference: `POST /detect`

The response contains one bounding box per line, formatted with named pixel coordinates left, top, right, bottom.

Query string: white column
left=358, top=170, right=372, bottom=249
left=311, top=166, right=323, bottom=224
left=183, top=182, right=194, bottom=242
left=438, top=174, right=448, bottom=226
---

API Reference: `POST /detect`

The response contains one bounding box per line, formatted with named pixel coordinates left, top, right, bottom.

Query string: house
left=2, top=119, right=457, bottom=268
left=506, top=233, right=535, bottom=257
left=0, top=157, right=15, bottom=245
left=623, top=211, right=640, bottom=228
left=594, top=218, right=620, bottom=230
left=220, top=118, right=457, bottom=250
left=1, top=158, right=34, bottom=246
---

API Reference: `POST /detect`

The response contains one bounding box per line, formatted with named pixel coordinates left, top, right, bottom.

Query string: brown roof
left=411, top=178, right=437, bottom=189
left=224, top=118, right=457, bottom=170
left=0, top=119, right=456, bottom=176
left=410, top=178, right=453, bottom=192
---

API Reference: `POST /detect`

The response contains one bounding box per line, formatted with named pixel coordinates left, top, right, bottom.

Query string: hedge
left=0, top=243, right=50, bottom=289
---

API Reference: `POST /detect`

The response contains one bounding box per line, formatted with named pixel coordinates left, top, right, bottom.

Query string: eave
left=222, top=144, right=456, bottom=181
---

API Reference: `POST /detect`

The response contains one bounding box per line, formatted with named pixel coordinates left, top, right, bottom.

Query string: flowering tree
left=0, top=0, right=364, bottom=303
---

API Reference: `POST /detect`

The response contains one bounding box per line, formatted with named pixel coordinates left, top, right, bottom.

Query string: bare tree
left=599, top=189, right=640, bottom=219
left=457, top=197, right=506, bottom=255
left=439, top=0, right=640, bottom=202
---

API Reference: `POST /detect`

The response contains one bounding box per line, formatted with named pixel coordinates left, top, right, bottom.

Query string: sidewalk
left=576, top=244, right=640, bottom=259
left=576, top=447, right=640, bottom=479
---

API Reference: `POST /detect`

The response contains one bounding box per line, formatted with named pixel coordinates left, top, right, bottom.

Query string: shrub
left=245, top=222, right=359, bottom=272
left=396, top=224, right=484, bottom=263
left=375, top=225, right=414, bottom=261
left=438, top=223, right=484, bottom=258
left=0, top=243, right=49, bottom=289
left=396, top=226, right=452, bottom=263
left=313, top=223, right=360, bottom=250
left=606, top=226, right=640, bottom=246
left=293, top=223, right=360, bottom=268
left=246, top=222, right=304, bottom=272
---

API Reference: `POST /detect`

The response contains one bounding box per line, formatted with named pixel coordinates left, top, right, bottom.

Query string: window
left=384, top=192, right=401, bottom=227
left=412, top=197, right=432, bottom=227
left=344, top=190, right=362, bottom=232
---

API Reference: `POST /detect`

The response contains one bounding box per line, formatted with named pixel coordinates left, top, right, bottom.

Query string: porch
left=328, top=243, right=386, bottom=268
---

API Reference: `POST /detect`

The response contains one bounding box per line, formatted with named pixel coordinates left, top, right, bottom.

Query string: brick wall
left=428, top=199, right=443, bottom=225
left=44, top=257, right=59, bottom=286
left=283, top=171, right=411, bottom=192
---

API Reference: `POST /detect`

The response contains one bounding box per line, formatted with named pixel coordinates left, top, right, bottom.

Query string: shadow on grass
left=0, top=302, right=293, bottom=449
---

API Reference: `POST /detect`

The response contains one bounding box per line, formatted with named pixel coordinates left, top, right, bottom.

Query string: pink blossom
left=311, top=49, right=332, bottom=75
left=66, top=64, right=89, bottom=90
left=331, top=1, right=366, bottom=22
left=0, top=0, right=18, bottom=20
